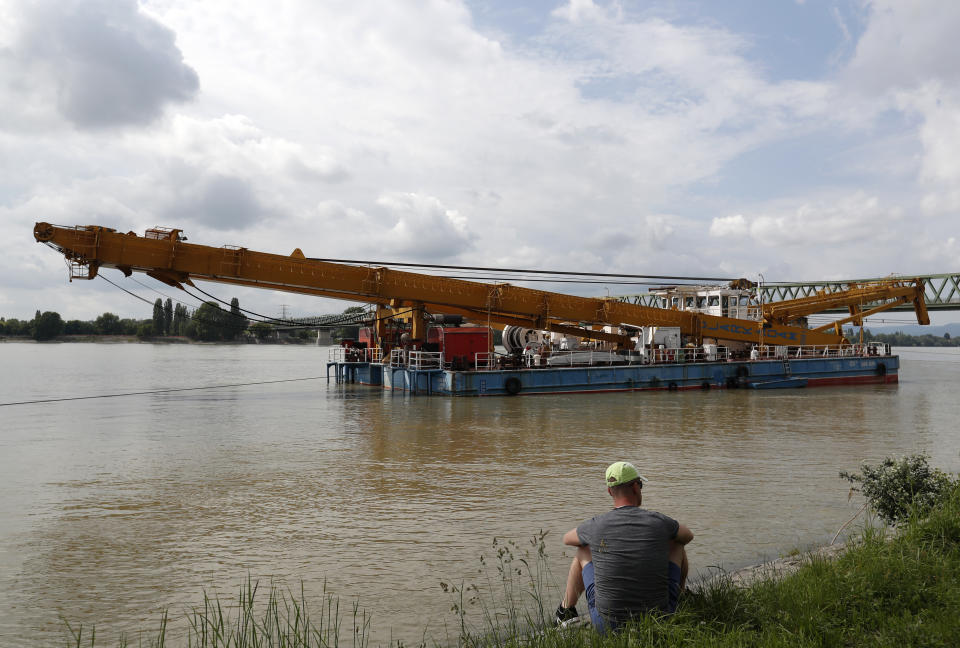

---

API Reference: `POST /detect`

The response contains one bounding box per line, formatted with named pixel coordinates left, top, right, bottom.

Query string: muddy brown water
left=1, top=343, right=958, bottom=645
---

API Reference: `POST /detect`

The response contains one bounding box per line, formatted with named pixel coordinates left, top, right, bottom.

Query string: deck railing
left=753, top=343, right=892, bottom=359
left=646, top=346, right=730, bottom=364
left=328, top=341, right=891, bottom=372
left=474, top=352, right=499, bottom=371
left=408, top=351, right=443, bottom=370
left=328, top=346, right=382, bottom=363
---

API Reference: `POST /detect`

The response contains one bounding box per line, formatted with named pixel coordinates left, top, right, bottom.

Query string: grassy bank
left=585, top=485, right=960, bottom=647
left=468, top=485, right=960, bottom=648
left=62, top=484, right=960, bottom=647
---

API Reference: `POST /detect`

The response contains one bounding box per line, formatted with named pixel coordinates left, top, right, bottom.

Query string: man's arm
left=562, top=528, right=583, bottom=546
left=673, top=523, right=694, bottom=545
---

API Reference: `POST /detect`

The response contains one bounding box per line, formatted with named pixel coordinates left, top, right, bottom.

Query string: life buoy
left=876, top=362, right=887, bottom=376
left=504, top=376, right=522, bottom=395
left=668, top=381, right=679, bottom=391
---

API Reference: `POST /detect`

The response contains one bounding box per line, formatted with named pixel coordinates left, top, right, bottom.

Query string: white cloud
left=709, top=194, right=902, bottom=252
left=709, top=215, right=748, bottom=238
left=376, top=193, right=474, bottom=260
left=551, top=0, right=609, bottom=24
left=1, top=0, right=198, bottom=130
left=845, top=0, right=960, bottom=94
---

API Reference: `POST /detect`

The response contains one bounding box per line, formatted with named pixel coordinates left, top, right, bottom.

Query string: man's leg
left=665, top=541, right=688, bottom=614
left=668, top=541, right=688, bottom=589
left=562, top=545, right=592, bottom=608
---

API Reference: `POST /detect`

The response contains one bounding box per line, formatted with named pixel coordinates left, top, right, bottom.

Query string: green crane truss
left=616, top=273, right=960, bottom=312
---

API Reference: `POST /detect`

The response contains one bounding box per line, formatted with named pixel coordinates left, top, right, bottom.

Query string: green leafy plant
left=840, top=453, right=955, bottom=524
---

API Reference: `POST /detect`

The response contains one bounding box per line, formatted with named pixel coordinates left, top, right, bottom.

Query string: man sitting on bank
left=556, top=461, right=694, bottom=631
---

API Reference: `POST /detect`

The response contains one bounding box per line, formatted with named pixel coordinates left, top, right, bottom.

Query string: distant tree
left=192, top=301, right=227, bottom=341
left=120, top=318, right=140, bottom=335
left=164, top=298, right=173, bottom=336
left=95, top=312, right=123, bottom=335
left=250, top=322, right=272, bottom=340
left=63, top=319, right=97, bottom=335
left=136, top=322, right=155, bottom=339
left=179, top=304, right=190, bottom=335
left=946, top=332, right=951, bottom=340
left=172, top=304, right=186, bottom=336
left=153, top=299, right=165, bottom=335
left=228, top=297, right=247, bottom=340
left=1, top=318, right=29, bottom=336
left=33, top=311, right=64, bottom=341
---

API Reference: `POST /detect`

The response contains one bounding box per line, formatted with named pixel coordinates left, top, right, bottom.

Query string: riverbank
left=550, top=487, right=960, bottom=647
left=60, top=485, right=960, bottom=647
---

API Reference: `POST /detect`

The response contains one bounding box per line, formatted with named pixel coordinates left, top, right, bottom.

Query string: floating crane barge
left=34, top=222, right=930, bottom=396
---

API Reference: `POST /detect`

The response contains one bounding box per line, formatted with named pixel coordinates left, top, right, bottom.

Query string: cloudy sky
left=1, top=0, right=958, bottom=322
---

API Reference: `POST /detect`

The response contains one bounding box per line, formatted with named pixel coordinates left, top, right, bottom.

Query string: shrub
left=840, top=453, right=956, bottom=525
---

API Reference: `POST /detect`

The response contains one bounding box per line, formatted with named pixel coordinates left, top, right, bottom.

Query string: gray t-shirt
left=576, top=506, right=679, bottom=622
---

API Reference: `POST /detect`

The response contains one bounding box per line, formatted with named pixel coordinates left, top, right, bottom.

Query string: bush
left=136, top=322, right=155, bottom=339
left=840, top=453, right=956, bottom=525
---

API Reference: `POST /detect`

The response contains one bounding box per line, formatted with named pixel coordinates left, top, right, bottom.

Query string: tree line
left=1, top=297, right=259, bottom=342
left=844, top=328, right=959, bottom=347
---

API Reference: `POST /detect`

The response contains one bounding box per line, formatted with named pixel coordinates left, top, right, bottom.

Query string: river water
left=1, top=342, right=958, bottom=645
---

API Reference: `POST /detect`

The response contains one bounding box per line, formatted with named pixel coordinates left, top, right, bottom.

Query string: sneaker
left=554, top=603, right=579, bottom=626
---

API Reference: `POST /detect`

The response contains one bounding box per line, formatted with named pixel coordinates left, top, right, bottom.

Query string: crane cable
left=306, top=257, right=737, bottom=283
left=186, top=284, right=367, bottom=328
left=100, top=272, right=366, bottom=330
left=101, top=272, right=418, bottom=330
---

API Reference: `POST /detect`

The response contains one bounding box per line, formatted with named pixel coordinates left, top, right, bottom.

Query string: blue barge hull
left=328, top=355, right=898, bottom=396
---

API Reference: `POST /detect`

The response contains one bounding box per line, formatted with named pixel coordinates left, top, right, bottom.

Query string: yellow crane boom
left=33, top=222, right=926, bottom=347
left=762, top=281, right=929, bottom=333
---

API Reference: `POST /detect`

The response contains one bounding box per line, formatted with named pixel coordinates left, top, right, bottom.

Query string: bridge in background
left=269, top=313, right=367, bottom=330
left=615, top=272, right=960, bottom=312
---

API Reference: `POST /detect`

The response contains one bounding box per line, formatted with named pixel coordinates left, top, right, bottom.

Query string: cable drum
left=501, top=326, right=544, bottom=355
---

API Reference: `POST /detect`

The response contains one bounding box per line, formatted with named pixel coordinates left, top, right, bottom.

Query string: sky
left=1, top=0, right=958, bottom=322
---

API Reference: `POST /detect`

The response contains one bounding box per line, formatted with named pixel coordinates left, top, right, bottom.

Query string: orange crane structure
left=34, top=222, right=929, bottom=350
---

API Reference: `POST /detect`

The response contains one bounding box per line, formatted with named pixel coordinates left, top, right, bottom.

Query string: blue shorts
left=582, top=561, right=682, bottom=633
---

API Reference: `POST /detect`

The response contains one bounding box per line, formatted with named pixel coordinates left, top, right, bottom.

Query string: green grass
left=62, top=487, right=960, bottom=647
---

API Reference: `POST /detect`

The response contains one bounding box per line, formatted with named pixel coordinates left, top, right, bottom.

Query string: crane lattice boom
left=34, top=222, right=929, bottom=347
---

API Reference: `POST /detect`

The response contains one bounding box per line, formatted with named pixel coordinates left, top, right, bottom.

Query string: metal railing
left=329, top=342, right=892, bottom=371
left=646, top=346, right=730, bottom=364
left=544, top=350, right=623, bottom=367
left=474, top=352, right=499, bottom=371
left=328, top=346, right=382, bottom=363
left=408, top=351, right=443, bottom=370
left=752, top=343, right=892, bottom=359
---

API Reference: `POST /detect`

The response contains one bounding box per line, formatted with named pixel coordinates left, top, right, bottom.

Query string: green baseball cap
left=605, top=461, right=648, bottom=487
